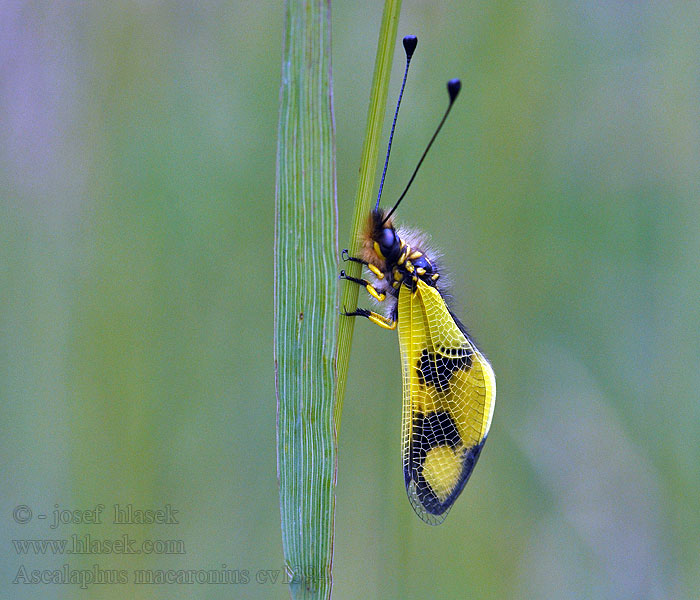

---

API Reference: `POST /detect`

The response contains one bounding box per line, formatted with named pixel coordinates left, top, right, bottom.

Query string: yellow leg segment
left=367, top=312, right=397, bottom=330
left=367, top=263, right=384, bottom=279
left=342, top=308, right=397, bottom=330
left=366, top=284, right=386, bottom=302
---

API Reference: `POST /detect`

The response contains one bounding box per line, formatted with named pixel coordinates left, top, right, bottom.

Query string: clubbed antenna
left=375, top=35, right=418, bottom=211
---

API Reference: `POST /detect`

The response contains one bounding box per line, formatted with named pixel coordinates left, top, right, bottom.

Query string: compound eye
left=378, top=228, right=396, bottom=253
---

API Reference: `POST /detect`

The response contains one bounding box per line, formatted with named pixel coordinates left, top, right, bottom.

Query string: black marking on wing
left=409, top=409, right=462, bottom=468
left=415, top=348, right=472, bottom=393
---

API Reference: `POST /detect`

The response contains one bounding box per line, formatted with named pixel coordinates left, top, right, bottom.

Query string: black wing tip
left=405, top=438, right=487, bottom=524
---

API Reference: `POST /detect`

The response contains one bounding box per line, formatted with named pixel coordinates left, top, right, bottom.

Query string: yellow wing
left=397, top=279, right=495, bottom=525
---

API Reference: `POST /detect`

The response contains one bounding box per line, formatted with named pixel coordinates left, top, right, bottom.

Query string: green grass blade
left=274, top=0, right=337, bottom=598
left=335, top=0, right=403, bottom=426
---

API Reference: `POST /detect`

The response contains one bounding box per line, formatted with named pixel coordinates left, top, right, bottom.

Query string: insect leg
left=341, top=249, right=367, bottom=265
left=341, top=250, right=385, bottom=280
left=339, top=270, right=386, bottom=302
left=342, top=308, right=397, bottom=330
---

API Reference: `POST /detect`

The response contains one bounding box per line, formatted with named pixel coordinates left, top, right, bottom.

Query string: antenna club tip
left=447, top=78, right=461, bottom=103
left=402, top=35, right=418, bottom=57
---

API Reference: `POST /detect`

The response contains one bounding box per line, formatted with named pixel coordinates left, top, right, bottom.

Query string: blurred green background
left=2, top=2, right=699, bottom=599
